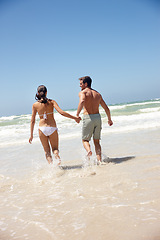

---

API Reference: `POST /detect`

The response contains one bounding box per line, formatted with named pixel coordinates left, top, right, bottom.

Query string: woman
left=29, top=85, right=81, bottom=165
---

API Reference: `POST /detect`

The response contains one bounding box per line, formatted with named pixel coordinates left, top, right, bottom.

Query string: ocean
left=0, top=99, right=160, bottom=240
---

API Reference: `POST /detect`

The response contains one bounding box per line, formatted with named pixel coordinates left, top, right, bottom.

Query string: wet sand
left=0, top=128, right=160, bottom=240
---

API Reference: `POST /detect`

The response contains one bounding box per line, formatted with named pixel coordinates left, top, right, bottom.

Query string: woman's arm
left=29, top=104, right=37, bottom=143
left=53, top=100, right=81, bottom=123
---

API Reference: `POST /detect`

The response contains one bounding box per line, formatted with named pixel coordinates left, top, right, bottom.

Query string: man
left=76, top=76, right=113, bottom=164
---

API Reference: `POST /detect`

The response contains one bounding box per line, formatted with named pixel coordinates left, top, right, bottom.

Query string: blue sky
left=0, top=0, right=159, bottom=116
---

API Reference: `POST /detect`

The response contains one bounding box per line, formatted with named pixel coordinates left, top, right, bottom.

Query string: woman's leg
left=39, top=130, right=53, bottom=164
left=49, top=130, right=61, bottom=164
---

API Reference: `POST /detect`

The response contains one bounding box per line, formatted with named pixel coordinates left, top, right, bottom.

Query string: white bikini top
left=39, top=112, right=53, bottom=120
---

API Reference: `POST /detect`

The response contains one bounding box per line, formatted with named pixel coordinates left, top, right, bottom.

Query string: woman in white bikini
left=29, top=85, right=81, bottom=165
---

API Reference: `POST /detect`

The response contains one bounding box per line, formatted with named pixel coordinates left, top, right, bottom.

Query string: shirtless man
left=76, top=76, right=113, bottom=163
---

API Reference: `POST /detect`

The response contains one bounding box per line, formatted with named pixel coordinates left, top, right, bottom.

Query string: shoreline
left=0, top=127, right=160, bottom=240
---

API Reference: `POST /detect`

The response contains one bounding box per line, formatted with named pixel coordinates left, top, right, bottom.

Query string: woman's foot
left=53, top=150, right=61, bottom=165
left=47, top=156, right=53, bottom=164
left=57, top=159, right=61, bottom=165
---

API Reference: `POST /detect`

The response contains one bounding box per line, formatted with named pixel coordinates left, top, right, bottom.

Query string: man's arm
left=76, top=91, right=85, bottom=117
left=100, top=97, right=113, bottom=126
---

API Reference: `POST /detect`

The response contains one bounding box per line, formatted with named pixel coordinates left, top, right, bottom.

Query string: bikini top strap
left=39, top=112, right=54, bottom=117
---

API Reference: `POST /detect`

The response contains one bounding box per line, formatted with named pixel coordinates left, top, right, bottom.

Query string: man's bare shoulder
left=82, top=88, right=95, bottom=94
left=78, top=91, right=83, bottom=97
left=79, top=89, right=86, bottom=96
left=91, top=88, right=102, bottom=98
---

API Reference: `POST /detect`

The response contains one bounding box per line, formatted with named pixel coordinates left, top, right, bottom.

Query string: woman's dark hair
left=35, top=85, right=48, bottom=103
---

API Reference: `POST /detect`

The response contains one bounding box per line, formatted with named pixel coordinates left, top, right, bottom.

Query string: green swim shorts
left=82, top=114, right=102, bottom=141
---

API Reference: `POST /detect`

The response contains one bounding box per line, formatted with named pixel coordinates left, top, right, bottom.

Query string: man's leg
left=82, top=140, right=92, bottom=156
left=93, top=139, right=101, bottom=162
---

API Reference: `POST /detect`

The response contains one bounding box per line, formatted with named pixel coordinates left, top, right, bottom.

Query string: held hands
left=108, top=119, right=113, bottom=126
left=75, top=116, right=81, bottom=123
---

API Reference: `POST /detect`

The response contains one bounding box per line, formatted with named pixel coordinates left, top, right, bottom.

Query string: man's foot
left=87, top=151, right=92, bottom=157
left=97, top=160, right=107, bottom=165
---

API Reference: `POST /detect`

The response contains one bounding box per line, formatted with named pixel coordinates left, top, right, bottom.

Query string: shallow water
left=0, top=100, right=160, bottom=240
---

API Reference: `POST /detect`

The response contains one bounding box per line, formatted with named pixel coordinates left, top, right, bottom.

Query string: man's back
left=82, top=88, right=101, bottom=115
left=77, top=76, right=113, bottom=163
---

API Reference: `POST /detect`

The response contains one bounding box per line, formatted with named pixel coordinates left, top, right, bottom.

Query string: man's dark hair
left=79, top=76, right=92, bottom=87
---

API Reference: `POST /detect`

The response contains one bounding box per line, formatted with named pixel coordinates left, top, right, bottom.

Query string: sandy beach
left=0, top=100, right=160, bottom=240
left=0, top=127, right=160, bottom=240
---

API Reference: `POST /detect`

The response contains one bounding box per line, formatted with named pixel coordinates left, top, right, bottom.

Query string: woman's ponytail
left=35, top=85, right=48, bottom=103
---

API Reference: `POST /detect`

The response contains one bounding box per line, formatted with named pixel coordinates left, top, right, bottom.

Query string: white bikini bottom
left=39, top=126, right=58, bottom=137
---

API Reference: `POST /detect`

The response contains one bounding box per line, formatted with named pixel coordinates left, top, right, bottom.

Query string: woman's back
left=29, top=84, right=80, bottom=165
left=34, top=100, right=57, bottom=127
